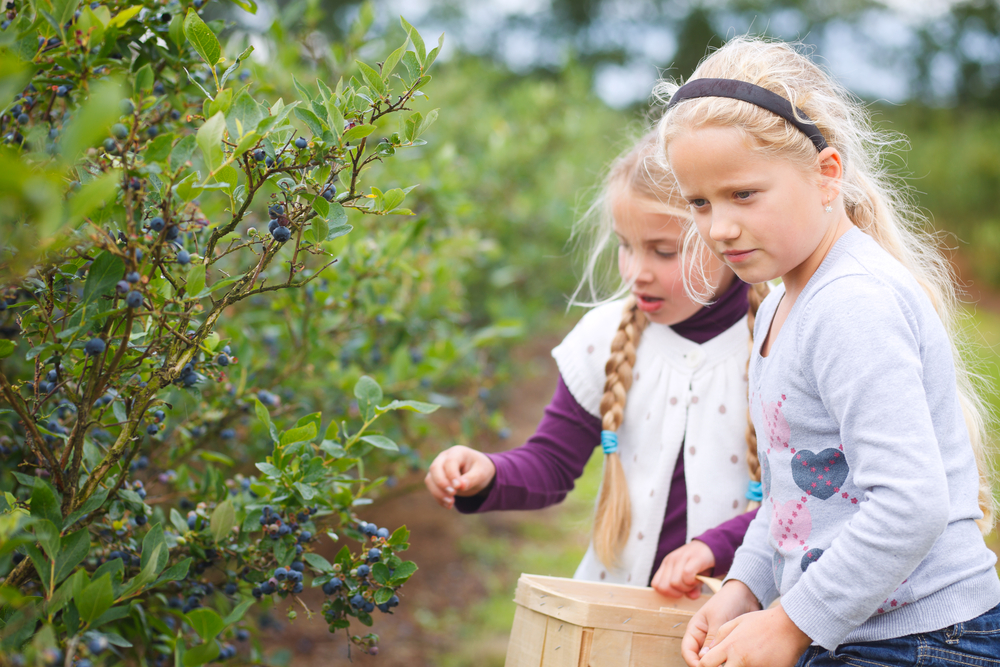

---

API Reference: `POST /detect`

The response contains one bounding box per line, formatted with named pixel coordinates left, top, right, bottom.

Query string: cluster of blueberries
left=266, top=204, right=291, bottom=243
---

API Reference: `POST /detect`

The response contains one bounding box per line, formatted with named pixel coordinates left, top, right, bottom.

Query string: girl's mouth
left=635, top=294, right=664, bottom=312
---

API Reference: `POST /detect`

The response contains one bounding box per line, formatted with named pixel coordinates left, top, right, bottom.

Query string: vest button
left=637, top=532, right=644, bottom=540
left=693, top=494, right=701, bottom=503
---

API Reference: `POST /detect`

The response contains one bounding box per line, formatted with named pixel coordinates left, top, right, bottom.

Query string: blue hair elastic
left=600, top=430, right=619, bottom=455
left=746, top=480, right=763, bottom=502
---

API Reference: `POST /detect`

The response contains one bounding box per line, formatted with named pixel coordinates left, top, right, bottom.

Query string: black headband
left=665, top=78, right=829, bottom=152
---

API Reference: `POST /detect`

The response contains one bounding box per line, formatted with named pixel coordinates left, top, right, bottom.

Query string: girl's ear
left=818, top=146, right=844, bottom=203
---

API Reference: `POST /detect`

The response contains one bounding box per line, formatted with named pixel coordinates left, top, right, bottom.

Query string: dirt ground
left=265, top=334, right=575, bottom=666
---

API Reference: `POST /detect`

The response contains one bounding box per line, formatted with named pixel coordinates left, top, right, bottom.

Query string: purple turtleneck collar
left=669, top=277, right=751, bottom=344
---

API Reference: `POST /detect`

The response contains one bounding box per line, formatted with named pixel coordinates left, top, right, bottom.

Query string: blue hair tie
left=600, top=430, right=619, bottom=455
left=746, top=480, right=763, bottom=502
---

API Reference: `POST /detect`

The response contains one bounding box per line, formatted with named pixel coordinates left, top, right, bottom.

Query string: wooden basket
left=504, top=574, right=714, bottom=667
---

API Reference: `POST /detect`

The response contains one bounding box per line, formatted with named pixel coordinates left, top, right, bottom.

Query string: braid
left=744, top=282, right=770, bottom=511
left=592, top=296, right=648, bottom=568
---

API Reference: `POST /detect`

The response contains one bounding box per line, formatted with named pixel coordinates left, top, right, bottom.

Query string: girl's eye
left=735, top=191, right=754, bottom=201
left=655, top=249, right=676, bottom=259
left=689, top=198, right=708, bottom=209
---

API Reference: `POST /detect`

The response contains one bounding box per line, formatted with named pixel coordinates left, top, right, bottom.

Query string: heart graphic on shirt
left=800, top=548, right=824, bottom=572
left=770, top=499, right=811, bottom=549
left=773, top=551, right=785, bottom=589
left=763, top=401, right=790, bottom=450
left=791, top=448, right=849, bottom=500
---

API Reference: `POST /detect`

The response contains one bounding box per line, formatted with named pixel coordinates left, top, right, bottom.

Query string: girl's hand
left=695, top=604, right=812, bottom=667
left=681, top=580, right=761, bottom=667
left=424, top=445, right=497, bottom=509
left=652, top=540, right=716, bottom=599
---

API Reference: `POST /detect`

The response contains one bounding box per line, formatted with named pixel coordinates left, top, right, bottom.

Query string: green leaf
left=381, top=38, right=409, bottom=78
left=388, top=525, right=410, bottom=547
left=183, top=9, right=221, bottom=67
left=355, top=60, right=388, bottom=98
left=252, top=397, right=271, bottom=431
left=134, top=63, right=154, bottom=96
left=63, top=487, right=108, bottom=529
left=108, top=4, right=140, bottom=27
left=35, top=519, right=61, bottom=562
left=219, top=45, right=254, bottom=89
left=325, top=224, right=353, bottom=241
left=223, top=0, right=256, bottom=12
left=378, top=399, right=440, bottom=414
left=83, top=251, right=126, bottom=305
left=67, top=171, right=121, bottom=225
left=400, top=17, right=425, bottom=63
left=359, top=435, right=398, bottom=452
left=154, top=557, right=192, bottom=586
left=303, top=553, right=332, bottom=573
left=0, top=340, right=15, bottom=359
left=390, top=560, right=417, bottom=584
left=222, top=598, right=253, bottom=626
left=425, top=32, right=445, bottom=70
left=371, top=562, right=391, bottom=585
left=30, top=481, right=62, bottom=526
left=197, top=112, right=226, bottom=172
left=374, top=587, right=394, bottom=605
left=280, top=422, right=317, bottom=446
left=183, top=640, right=220, bottom=667
left=209, top=498, right=235, bottom=544
left=342, top=124, right=375, bottom=143
left=186, top=264, right=206, bottom=297
left=401, top=51, right=421, bottom=85
left=54, top=529, right=91, bottom=585
left=293, top=108, right=325, bottom=138
left=77, top=574, right=114, bottom=625
left=171, top=134, right=198, bottom=172
left=312, top=194, right=330, bottom=219
left=226, top=91, right=263, bottom=141
left=207, top=88, right=233, bottom=117
left=255, top=462, right=281, bottom=478
left=353, top=376, right=383, bottom=406
left=186, top=608, right=225, bottom=642
left=293, top=481, right=317, bottom=500
left=168, top=12, right=184, bottom=47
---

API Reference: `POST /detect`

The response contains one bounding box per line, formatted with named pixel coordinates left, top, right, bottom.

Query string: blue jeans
left=795, top=604, right=1000, bottom=667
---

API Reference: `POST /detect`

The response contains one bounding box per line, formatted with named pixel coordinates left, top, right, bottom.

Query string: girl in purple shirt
left=425, top=131, right=766, bottom=596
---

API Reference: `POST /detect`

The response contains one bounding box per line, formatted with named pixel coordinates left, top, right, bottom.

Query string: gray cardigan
left=726, top=227, right=1000, bottom=650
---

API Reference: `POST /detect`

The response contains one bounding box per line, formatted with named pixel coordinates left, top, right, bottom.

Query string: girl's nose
left=709, top=210, right=741, bottom=243
left=622, top=252, right=653, bottom=284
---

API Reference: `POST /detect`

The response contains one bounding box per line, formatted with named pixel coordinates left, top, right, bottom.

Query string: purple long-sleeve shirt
left=455, top=279, right=758, bottom=582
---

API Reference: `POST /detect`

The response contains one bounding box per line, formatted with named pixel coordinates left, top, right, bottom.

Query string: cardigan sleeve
left=694, top=508, right=759, bottom=577
left=454, top=375, right=602, bottom=513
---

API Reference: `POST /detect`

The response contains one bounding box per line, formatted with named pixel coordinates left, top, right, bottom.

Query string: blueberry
left=126, top=271, right=140, bottom=283
left=160, top=11, right=170, bottom=21
left=56, top=85, right=68, bottom=97
left=278, top=524, right=291, bottom=537
left=119, top=99, right=134, bottom=115
left=136, top=455, right=148, bottom=468
left=271, top=226, right=291, bottom=243
left=114, top=279, right=129, bottom=295
left=292, top=582, right=303, bottom=593
left=294, top=543, right=303, bottom=555
left=225, top=582, right=237, bottom=595
left=153, top=80, right=166, bottom=95
left=220, top=428, right=235, bottom=439
left=253, top=149, right=265, bottom=162
left=181, top=373, right=198, bottom=387
left=376, top=527, right=389, bottom=539
left=321, top=184, right=336, bottom=201
left=111, top=123, right=128, bottom=139
left=261, top=580, right=276, bottom=595
left=236, top=629, right=249, bottom=641
left=216, top=353, right=229, bottom=366
left=322, top=578, right=342, bottom=595
left=47, top=369, right=57, bottom=382
left=363, top=601, right=374, bottom=613
left=223, top=345, right=231, bottom=355
left=176, top=249, right=190, bottom=264
left=147, top=125, right=159, bottom=138
left=187, top=514, right=197, bottom=530
left=154, top=410, right=165, bottom=422
left=264, top=156, right=274, bottom=168
left=388, top=594, right=399, bottom=607
left=252, top=586, right=262, bottom=598
left=294, top=137, right=307, bottom=149
left=350, top=594, right=364, bottom=608
left=88, top=636, right=109, bottom=654
left=146, top=424, right=158, bottom=435
left=290, top=560, right=304, bottom=572
left=377, top=602, right=390, bottom=613
left=17, top=113, right=28, bottom=124
left=274, top=567, right=287, bottom=580
left=362, top=523, right=378, bottom=537
left=103, top=138, right=116, bottom=152
left=40, top=648, right=62, bottom=666
left=84, top=338, right=106, bottom=356
left=367, top=548, right=380, bottom=562
left=268, top=204, right=284, bottom=218
left=170, top=109, right=181, bottom=120
left=125, top=290, right=143, bottom=308
left=298, top=531, right=311, bottom=543
left=149, top=216, right=165, bottom=231
left=356, top=564, right=370, bottom=577
left=165, top=225, right=179, bottom=241
left=135, top=513, right=147, bottom=525
left=268, top=218, right=280, bottom=234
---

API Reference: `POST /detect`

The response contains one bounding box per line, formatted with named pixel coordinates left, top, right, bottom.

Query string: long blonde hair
left=575, top=132, right=764, bottom=567
left=655, top=36, right=995, bottom=533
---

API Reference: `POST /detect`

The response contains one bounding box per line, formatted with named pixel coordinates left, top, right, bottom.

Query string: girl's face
left=667, top=125, right=845, bottom=293
left=613, top=193, right=734, bottom=326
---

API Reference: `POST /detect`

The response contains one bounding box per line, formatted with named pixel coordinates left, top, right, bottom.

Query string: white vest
left=552, top=300, right=752, bottom=586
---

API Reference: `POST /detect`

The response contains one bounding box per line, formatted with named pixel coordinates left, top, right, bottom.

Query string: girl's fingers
left=439, top=455, right=465, bottom=492
left=422, top=471, right=453, bottom=508
left=681, top=615, right=709, bottom=667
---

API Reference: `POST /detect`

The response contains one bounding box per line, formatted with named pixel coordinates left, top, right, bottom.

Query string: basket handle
left=695, top=575, right=723, bottom=593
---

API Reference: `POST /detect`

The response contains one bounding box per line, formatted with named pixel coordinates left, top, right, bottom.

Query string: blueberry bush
left=0, top=0, right=480, bottom=663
